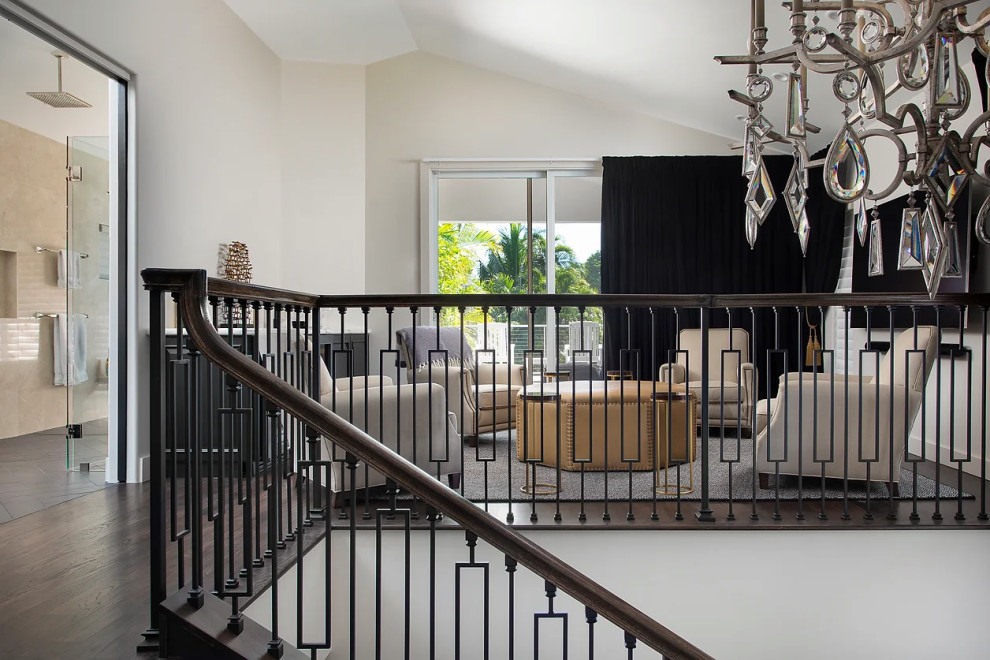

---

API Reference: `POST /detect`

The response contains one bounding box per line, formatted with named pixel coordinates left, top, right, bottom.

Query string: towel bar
left=35, top=312, right=90, bottom=319
left=35, top=246, right=89, bottom=259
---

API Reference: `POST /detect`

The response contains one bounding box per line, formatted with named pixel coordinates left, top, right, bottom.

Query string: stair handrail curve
left=150, top=268, right=714, bottom=660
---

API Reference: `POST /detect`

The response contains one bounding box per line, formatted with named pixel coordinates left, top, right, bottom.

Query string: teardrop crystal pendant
left=897, top=207, right=923, bottom=270
left=745, top=209, right=759, bottom=249
left=933, top=32, right=964, bottom=107
left=975, top=194, right=990, bottom=245
left=942, top=221, right=963, bottom=278
left=786, top=72, right=806, bottom=138
left=855, top=199, right=869, bottom=247
left=824, top=124, right=869, bottom=202
left=898, top=42, right=929, bottom=90
left=868, top=217, right=884, bottom=277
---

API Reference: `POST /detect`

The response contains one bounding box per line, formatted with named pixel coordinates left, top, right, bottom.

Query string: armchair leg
left=447, top=473, right=461, bottom=490
left=758, top=473, right=770, bottom=490
left=465, top=435, right=478, bottom=448
left=891, top=482, right=900, bottom=498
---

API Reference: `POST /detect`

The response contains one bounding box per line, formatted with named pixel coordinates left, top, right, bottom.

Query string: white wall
left=280, top=61, right=366, bottom=296
left=21, top=0, right=284, bottom=482
left=364, top=50, right=734, bottom=296
left=247, top=528, right=990, bottom=659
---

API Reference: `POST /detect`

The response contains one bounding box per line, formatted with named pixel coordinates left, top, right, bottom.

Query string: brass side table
left=515, top=391, right=561, bottom=495
left=652, top=390, right=697, bottom=495
left=606, top=370, right=634, bottom=381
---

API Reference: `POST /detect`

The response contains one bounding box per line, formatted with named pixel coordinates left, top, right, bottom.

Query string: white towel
left=53, top=313, right=69, bottom=386
left=53, top=313, right=88, bottom=386
left=57, top=249, right=82, bottom=289
left=70, top=313, right=88, bottom=385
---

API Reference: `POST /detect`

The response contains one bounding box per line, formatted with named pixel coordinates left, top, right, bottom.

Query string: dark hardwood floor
left=0, top=484, right=153, bottom=660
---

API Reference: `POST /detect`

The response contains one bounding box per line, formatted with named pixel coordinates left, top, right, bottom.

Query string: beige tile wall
left=0, top=119, right=109, bottom=439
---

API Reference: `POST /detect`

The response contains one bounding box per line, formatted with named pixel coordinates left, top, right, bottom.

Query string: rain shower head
left=27, top=54, right=91, bottom=109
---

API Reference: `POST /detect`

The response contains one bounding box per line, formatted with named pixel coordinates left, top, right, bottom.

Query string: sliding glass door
left=427, top=161, right=602, bottom=374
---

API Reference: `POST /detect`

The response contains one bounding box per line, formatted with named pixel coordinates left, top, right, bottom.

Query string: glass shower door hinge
left=67, top=165, right=83, bottom=182
left=67, top=424, right=83, bottom=439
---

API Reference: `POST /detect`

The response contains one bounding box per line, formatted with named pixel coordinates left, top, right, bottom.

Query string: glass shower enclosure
left=64, top=136, right=110, bottom=471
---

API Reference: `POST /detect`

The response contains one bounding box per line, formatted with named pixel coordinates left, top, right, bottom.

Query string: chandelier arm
left=851, top=2, right=959, bottom=67
left=964, top=136, right=990, bottom=186
left=961, top=109, right=990, bottom=146
left=859, top=129, right=910, bottom=200
left=954, top=7, right=990, bottom=34
left=828, top=36, right=900, bottom=127
left=794, top=47, right=851, bottom=74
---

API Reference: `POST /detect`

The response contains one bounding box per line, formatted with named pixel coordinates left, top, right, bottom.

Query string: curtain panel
left=600, top=155, right=844, bottom=398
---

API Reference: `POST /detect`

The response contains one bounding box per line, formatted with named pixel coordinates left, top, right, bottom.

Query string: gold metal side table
left=515, top=390, right=561, bottom=495
left=652, top=390, right=697, bottom=495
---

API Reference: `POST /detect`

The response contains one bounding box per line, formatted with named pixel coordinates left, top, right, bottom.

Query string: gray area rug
left=460, top=430, right=971, bottom=502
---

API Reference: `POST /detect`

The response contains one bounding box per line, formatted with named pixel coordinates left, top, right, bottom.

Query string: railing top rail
left=163, top=268, right=714, bottom=660
left=142, top=269, right=990, bottom=310
left=142, top=269, right=321, bottom=307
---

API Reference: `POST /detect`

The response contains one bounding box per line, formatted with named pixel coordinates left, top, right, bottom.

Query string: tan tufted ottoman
left=515, top=381, right=693, bottom=471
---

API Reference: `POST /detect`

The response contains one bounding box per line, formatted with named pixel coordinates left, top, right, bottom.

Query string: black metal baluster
left=506, top=306, right=514, bottom=524
left=578, top=307, right=588, bottom=522
left=981, top=305, right=989, bottom=521
left=814, top=305, right=834, bottom=522
left=585, top=606, right=597, bottom=660
left=697, top=304, right=714, bottom=523
left=265, top=400, right=284, bottom=658
left=624, top=631, right=636, bottom=659
left=533, top=581, right=567, bottom=660
left=953, top=305, right=969, bottom=521
left=887, top=306, right=898, bottom=521
left=649, top=307, right=659, bottom=522
left=860, top=306, right=877, bottom=522
left=795, top=306, right=805, bottom=521
left=724, top=308, right=742, bottom=522
left=841, top=306, right=851, bottom=521
left=554, top=306, right=562, bottom=522
left=506, top=556, right=517, bottom=660
left=907, top=308, right=923, bottom=522
left=454, top=531, right=489, bottom=660
left=934, top=306, right=943, bottom=522
left=138, top=285, right=166, bottom=652
left=347, top=453, right=358, bottom=660
left=251, top=300, right=266, bottom=566
left=749, top=306, right=759, bottom=521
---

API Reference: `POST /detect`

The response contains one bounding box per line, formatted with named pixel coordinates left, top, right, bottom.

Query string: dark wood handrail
left=154, top=268, right=714, bottom=660
left=143, top=270, right=990, bottom=311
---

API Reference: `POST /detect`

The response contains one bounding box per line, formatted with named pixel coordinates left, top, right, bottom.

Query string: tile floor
left=0, top=419, right=111, bottom=524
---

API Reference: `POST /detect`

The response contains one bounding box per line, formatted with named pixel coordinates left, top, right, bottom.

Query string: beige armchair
left=267, top=330, right=461, bottom=501
left=658, top=328, right=755, bottom=433
left=396, top=326, right=528, bottom=443
left=755, top=325, right=939, bottom=490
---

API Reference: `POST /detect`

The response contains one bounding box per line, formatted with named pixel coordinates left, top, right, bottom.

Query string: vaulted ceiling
left=223, top=0, right=990, bottom=153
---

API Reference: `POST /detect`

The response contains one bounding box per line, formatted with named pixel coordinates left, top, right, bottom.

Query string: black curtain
left=600, top=155, right=845, bottom=398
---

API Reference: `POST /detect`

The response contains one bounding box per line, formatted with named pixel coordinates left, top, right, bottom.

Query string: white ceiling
left=223, top=0, right=870, bottom=148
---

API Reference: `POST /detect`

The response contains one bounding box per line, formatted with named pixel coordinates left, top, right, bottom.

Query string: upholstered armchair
left=264, top=330, right=461, bottom=501
left=755, top=325, right=939, bottom=490
left=396, top=326, right=527, bottom=442
left=658, top=328, right=756, bottom=433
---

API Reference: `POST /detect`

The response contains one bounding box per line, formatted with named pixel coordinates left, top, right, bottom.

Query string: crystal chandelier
left=717, top=0, right=990, bottom=297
